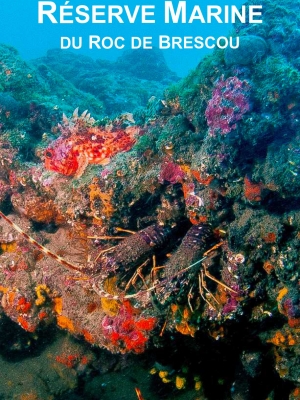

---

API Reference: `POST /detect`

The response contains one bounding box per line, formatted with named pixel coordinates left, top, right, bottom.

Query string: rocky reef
left=32, top=47, right=179, bottom=117
left=0, top=0, right=299, bottom=399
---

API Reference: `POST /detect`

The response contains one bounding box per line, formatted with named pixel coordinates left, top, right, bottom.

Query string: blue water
left=1, top=0, right=244, bottom=76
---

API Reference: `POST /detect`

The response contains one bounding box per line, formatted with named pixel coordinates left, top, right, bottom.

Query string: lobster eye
left=45, top=150, right=53, bottom=158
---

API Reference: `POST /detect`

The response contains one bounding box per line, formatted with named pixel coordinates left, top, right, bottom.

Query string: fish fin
left=62, top=113, right=68, bottom=124
left=125, top=126, right=140, bottom=138
left=74, top=152, right=89, bottom=178
left=73, top=107, right=79, bottom=118
left=99, top=157, right=111, bottom=166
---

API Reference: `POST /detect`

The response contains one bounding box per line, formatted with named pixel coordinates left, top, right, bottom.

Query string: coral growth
left=89, top=178, right=115, bottom=222
left=0, top=288, right=39, bottom=332
left=244, top=176, right=263, bottom=202
left=101, top=300, right=157, bottom=354
left=11, top=190, right=65, bottom=225
left=158, top=159, right=185, bottom=184
left=0, top=1, right=300, bottom=398
left=205, top=76, right=251, bottom=136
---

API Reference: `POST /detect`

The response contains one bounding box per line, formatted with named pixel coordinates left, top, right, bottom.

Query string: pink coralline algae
left=205, top=76, right=251, bottom=136
left=159, top=159, right=185, bottom=184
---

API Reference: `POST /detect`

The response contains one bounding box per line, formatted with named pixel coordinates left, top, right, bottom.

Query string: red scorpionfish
left=44, top=109, right=138, bottom=177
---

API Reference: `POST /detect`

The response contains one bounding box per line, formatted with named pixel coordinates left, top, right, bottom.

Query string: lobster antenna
left=0, top=211, right=83, bottom=273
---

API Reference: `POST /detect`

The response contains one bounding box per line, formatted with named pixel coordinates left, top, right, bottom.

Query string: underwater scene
left=0, top=0, right=300, bottom=399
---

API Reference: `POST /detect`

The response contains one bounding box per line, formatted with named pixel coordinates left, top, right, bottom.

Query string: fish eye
left=45, top=150, right=53, bottom=158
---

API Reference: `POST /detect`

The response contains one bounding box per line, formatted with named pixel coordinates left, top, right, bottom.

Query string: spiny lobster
left=0, top=210, right=226, bottom=306
left=0, top=211, right=171, bottom=299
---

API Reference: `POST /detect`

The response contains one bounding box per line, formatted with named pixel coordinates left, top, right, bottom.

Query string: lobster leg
left=0, top=211, right=83, bottom=273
